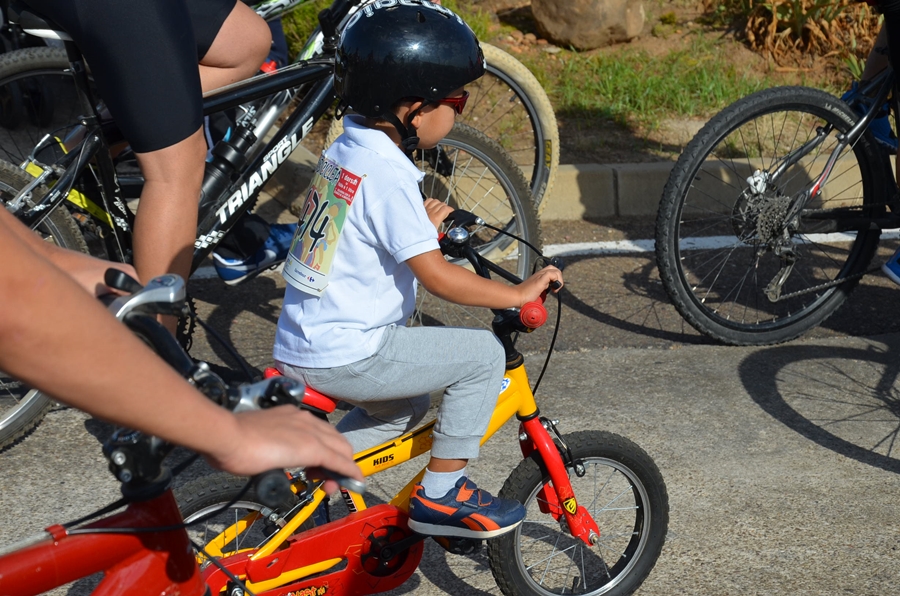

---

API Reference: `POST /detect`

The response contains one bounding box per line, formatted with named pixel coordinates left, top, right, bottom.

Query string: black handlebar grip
left=318, top=0, right=355, bottom=38
left=549, top=280, right=563, bottom=291
left=254, top=470, right=294, bottom=508
left=104, top=268, right=143, bottom=294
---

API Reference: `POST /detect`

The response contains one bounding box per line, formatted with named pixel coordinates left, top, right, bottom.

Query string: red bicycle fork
left=519, top=417, right=600, bottom=546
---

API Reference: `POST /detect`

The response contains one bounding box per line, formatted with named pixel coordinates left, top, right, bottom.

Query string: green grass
left=540, top=35, right=779, bottom=129
left=280, top=0, right=332, bottom=58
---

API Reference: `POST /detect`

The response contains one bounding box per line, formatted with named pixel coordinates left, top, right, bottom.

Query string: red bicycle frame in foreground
left=0, top=490, right=207, bottom=596
left=0, top=272, right=301, bottom=596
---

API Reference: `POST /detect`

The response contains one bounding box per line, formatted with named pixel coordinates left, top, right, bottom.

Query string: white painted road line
left=192, top=230, right=900, bottom=281
left=543, top=230, right=900, bottom=258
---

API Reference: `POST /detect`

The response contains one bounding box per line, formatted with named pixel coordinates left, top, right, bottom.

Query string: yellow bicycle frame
left=201, top=362, right=539, bottom=589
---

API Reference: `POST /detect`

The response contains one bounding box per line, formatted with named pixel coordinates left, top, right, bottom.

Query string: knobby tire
left=655, top=86, right=892, bottom=346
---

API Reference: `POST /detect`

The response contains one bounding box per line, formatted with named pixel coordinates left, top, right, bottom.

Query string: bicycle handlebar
left=440, top=210, right=561, bottom=331
left=318, top=0, right=359, bottom=39
left=99, top=269, right=320, bottom=507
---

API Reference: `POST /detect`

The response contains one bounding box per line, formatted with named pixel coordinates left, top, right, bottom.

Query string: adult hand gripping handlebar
left=102, top=269, right=312, bottom=506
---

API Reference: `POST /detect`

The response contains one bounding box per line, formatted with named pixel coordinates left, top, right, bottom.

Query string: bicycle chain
left=768, top=203, right=896, bottom=301
left=176, top=295, right=197, bottom=352
left=771, top=264, right=882, bottom=301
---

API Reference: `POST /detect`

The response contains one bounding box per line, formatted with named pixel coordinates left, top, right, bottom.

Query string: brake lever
left=444, top=208, right=481, bottom=229
left=229, top=377, right=305, bottom=413
left=106, top=273, right=187, bottom=320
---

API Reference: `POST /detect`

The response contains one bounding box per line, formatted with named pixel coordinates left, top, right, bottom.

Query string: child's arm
left=407, top=249, right=563, bottom=309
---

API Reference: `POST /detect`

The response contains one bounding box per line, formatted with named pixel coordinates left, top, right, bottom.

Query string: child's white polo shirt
left=273, top=116, right=440, bottom=368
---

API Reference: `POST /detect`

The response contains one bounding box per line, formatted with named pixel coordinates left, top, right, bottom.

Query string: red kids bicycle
left=0, top=271, right=352, bottom=596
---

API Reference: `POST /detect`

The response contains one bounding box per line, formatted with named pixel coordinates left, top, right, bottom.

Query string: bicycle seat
left=263, top=367, right=338, bottom=414
left=8, top=1, right=72, bottom=41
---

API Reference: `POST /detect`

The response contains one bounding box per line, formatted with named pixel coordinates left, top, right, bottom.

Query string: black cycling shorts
left=23, top=0, right=237, bottom=153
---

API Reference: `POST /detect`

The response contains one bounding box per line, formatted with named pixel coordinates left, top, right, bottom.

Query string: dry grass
left=706, top=0, right=882, bottom=65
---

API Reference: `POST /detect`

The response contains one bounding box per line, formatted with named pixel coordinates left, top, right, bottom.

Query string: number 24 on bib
left=283, top=156, right=363, bottom=295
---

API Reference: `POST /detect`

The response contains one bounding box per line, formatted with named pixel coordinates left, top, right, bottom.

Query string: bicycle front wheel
left=655, top=86, right=891, bottom=346
left=0, top=159, right=88, bottom=450
left=325, top=43, right=559, bottom=210
left=487, top=431, right=669, bottom=596
left=408, top=122, right=541, bottom=330
left=0, top=47, right=86, bottom=167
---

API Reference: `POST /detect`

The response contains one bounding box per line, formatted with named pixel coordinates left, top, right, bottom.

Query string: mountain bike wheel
left=487, top=430, right=669, bottom=596
left=325, top=43, right=559, bottom=211
left=0, top=47, right=86, bottom=166
left=0, top=159, right=88, bottom=450
left=655, top=86, right=892, bottom=346
left=176, top=473, right=313, bottom=563
left=408, top=122, right=541, bottom=330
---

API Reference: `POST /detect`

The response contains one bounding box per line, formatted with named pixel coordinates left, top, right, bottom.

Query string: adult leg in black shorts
left=23, top=0, right=271, bottom=328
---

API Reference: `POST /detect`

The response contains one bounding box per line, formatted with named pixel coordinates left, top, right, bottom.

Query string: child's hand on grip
left=517, top=266, right=563, bottom=307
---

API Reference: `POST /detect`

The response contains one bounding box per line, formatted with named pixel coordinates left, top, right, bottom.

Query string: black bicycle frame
left=191, top=62, right=335, bottom=269
left=11, top=33, right=337, bottom=271
left=782, top=68, right=900, bottom=234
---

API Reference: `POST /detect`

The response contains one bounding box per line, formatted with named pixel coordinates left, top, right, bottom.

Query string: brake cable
left=473, top=220, right=564, bottom=397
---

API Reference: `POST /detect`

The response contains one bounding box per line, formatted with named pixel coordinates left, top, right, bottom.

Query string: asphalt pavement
left=3, top=217, right=900, bottom=594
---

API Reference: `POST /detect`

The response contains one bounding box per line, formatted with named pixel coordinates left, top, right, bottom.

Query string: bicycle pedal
left=432, top=535, right=483, bottom=556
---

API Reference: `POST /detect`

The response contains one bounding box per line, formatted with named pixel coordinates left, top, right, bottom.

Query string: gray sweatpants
left=278, top=324, right=505, bottom=459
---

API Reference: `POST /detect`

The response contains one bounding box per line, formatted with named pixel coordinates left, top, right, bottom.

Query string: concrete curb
left=268, top=145, right=674, bottom=221
left=541, top=162, right=674, bottom=220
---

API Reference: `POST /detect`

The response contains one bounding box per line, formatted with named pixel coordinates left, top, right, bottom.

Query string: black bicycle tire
left=0, top=46, right=78, bottom=165
left=0, top=159, right=88, bottom=450
left=325, top=43, right=559, bottom=212
left=487, top=430, right=669, bottom=596
left=655, top=86, right=891, bottom=346
left=409, top=122, right=542, bottom=329
left=175, top=472, right=312, bottom=559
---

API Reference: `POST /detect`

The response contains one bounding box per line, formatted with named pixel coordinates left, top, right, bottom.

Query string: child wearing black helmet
left=273, top=0, right=563, bottom=539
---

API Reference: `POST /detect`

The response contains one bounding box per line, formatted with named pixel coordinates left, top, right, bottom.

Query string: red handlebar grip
left=520, top=301, right=548, bottom=328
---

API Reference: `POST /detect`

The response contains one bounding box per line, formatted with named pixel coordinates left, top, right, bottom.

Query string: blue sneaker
left=407, top=477, right=525, bottom=539
left=841, top=81, right=898, bottom=152
left=883, top=249, right=900, bottom=286
left=213, top=222, right=297, bottom=285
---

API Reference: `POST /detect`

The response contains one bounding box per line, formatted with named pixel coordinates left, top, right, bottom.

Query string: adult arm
left=0, top=211, right=361, bottom=486
left=1, top=208, right=138, bottom=295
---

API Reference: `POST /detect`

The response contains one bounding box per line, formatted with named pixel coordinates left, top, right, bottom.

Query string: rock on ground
left=532, top=0, right=645, bottom=50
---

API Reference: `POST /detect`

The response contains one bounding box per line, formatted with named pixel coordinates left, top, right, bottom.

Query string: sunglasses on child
left=434, top=91, right=469, bottom=115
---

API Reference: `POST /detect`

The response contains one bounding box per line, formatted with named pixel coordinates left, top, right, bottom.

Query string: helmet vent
left=416, top=10, right=425, bottom=23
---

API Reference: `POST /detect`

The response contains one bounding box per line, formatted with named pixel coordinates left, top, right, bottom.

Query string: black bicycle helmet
left=334, top=0, right=485, bottom=149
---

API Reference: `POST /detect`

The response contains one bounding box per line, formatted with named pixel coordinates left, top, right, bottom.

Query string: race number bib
left=283, top=156, right=363, bottom=295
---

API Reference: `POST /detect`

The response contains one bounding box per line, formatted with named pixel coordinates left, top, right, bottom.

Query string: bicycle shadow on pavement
left=188, top=274, right=286, bottom=374
left=739, top=335, right=900, bottom=474
left=549, top=252, right=710, bottom=348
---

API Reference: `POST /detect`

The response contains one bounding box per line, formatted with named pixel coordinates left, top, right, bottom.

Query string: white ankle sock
left=421, top=467, right=466, bottom=498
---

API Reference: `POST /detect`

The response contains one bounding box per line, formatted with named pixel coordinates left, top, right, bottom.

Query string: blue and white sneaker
left=883, top=249, right=900, bottom=286
left=213, top=222, right=297, bottom=285
left=407, top=477, right=525, bottom=539
left=841, top=81, right=898, bottom=152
